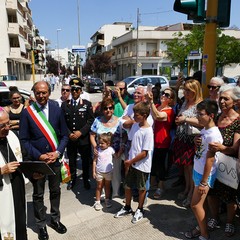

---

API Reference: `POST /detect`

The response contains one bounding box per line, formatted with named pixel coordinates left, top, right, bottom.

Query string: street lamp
left=56, top=28, right=61, bottom=75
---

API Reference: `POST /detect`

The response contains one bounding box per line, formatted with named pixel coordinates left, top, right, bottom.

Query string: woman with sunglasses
left=146, top=88, right=176, bottom=198
left=208, top=77, right=224, bottom=102
left=90, top=98, right=126, bottom=202
left=173, top=79, right=203, bottom=207
left=4, top=87, right=25, bottom=136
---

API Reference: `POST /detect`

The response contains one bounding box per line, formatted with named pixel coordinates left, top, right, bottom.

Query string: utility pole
left=202, top=0, right=219, bottom=98
left=31, top=49, right=35, bottom=84
left=136, top=8, right=140, bottom=75
left=77, top=0, right=81, bottom=78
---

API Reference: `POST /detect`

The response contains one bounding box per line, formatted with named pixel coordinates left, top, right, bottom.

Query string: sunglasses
left=71, top=87, right=81, bottom=92
left=161, top=92, right=171, bottom=98
left=62, top=88, right=70, bottom=92
left=207, top=85, right=220, bottom=90
left=103, top=106, right=114, bottom=111
left=119, top=88, right=125, bottom=91
left=0, top=122, right=10, bottom=129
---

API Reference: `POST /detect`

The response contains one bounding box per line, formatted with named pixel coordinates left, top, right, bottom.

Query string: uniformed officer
left=61, top=78, right=94, bottom=190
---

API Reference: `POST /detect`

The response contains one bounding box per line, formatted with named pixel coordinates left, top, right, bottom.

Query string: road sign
left=72, top=45, right=86, bottom=53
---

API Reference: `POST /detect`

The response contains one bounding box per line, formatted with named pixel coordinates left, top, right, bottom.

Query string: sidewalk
left=25, top=166, right=240, bottom=240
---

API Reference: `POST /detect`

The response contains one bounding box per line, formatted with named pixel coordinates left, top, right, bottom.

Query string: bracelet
left=200, top=181, right=208, bottom=187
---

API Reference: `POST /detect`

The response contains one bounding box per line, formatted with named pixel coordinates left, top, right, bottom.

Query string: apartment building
left=0, top=0, right=34, bottom=80
left=111, top=23, right=240, bottom=80
left=87, top=22, right=133, bottom=58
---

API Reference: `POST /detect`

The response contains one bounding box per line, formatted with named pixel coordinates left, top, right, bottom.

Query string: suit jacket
left=61, top=98, right=94, bottom=145
left=19, top=100, right=69, bottom=161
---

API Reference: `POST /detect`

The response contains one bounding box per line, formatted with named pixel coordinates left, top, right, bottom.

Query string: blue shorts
left=193, top=170, right=216, bottom=188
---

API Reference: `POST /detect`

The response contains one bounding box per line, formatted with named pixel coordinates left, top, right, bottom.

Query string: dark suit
left=61, top=98, right=94, bottom=185
left=19, top=100, right=68, bottom=228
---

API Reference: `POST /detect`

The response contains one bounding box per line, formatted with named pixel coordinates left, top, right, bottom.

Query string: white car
left=123, top=75, right=169, bottom=95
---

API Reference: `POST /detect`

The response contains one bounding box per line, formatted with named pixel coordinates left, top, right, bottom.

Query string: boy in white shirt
left=185, top=99, right=223, bottom=240
left=114, top=102, right=154, bottom=223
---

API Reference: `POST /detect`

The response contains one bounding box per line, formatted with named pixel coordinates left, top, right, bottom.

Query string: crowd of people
left=0, top=74, right=239, bottom=240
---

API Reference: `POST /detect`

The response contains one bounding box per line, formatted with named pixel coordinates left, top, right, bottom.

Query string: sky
left=29, top=0, right=239, bottom=50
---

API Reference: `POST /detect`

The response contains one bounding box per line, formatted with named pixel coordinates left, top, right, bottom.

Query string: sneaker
left=105, top=199, right=112, bottom=208
left=93, top=201, right=102, bottom=211
left=207, top=218, right=220, bottom=231
left=114, top=206, right=133, bottom=218
left=131, top=209, right=143, bottom=224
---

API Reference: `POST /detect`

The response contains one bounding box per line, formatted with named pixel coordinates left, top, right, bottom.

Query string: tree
left=46, top=55, right=58, bottom=75
left=82, top=53, right=113, bottom=78
left=165, top=24, right=240, bottom=72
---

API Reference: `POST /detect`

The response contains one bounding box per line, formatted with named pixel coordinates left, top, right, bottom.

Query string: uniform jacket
left=19, top=100, right=69, bottom=161
left=61, top=98, right=94, bottom=145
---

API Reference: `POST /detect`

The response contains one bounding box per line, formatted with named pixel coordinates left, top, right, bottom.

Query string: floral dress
left=173, top=101, right=198, bottom=166
left=210, top=117, right=240, bottom=203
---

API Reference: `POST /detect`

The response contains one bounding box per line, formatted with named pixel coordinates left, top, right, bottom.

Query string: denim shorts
left=193, top=169, right=216, bottom=188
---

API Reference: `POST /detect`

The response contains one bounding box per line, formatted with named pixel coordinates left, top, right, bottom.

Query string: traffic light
left=217, top=0, right=231, bottom=27
left=34, top=50, right=39, bottom=64
left=173, top=0, right=205, bottom=22
left=184, top=58, right=188, bottom=68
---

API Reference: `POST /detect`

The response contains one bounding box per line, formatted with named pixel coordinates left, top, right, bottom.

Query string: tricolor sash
left=27, top=103, right=59, bottom=151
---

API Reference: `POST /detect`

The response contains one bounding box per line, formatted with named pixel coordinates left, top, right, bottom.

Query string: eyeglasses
left=161, top=92, right=171, bottom=98
left=0, top=122, right=10, bottom=129
left=62, top=88, right=70, bottom=92
left=71, top=87, right=81, bottom=92
left=207, top=85, right=220, bottom=90
left=103, top=106, right=114, bottom=111
left=119, top=88, right=125, bottom=91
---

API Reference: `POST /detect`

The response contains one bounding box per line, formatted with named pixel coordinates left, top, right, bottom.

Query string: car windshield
left=123, top=76, right=137, bottom=85
left=228, top=78, right=236, bottom=83
left=92, top=78, right=102, bottom=84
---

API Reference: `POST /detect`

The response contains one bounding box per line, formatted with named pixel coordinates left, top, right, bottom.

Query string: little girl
left=93, top=132, right=115, bottom=211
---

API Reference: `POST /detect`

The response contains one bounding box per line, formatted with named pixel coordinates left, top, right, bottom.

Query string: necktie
left=73, top=100, right=77, bottom=107
left=40, top=105, right=46, bottom=116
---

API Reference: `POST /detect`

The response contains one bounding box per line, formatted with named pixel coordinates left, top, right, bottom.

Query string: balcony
left=8, top=23, right=19, bottom=35
left=6, top=0, right=17, bottom=10
left=23, top=19, right=31, bottom=34
left=9, top=47, right=21, bottom=59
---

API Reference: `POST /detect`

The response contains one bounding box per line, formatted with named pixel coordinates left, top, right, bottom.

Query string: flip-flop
left=184, top=226, right=201, bottom=239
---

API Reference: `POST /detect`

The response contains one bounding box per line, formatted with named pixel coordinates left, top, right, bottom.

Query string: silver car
left=123, top=75, right=169, bottom=95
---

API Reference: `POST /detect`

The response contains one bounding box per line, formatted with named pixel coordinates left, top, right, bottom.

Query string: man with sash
left=19, top=81, right=68, bottom=240
left=0, top=108, right=27, bottom=240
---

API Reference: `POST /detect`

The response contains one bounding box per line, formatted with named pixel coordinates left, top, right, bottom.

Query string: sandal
left=153, top=188, right=164, bottom=199
left=199, top=236, right=210, bottom=240
left=225, top=223, right=235, bottom=237
left=184, top=226, right=201, bottom=239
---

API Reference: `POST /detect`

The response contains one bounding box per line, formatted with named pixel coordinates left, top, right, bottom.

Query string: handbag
left=215, top=152, right=239, bottom=190
left=60, top=155, right=71, bottom=183
left=186, top=123, right=201, bottom=135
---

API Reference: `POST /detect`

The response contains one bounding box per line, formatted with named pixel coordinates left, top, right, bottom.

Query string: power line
left=140, top=10, right=173, bottom=16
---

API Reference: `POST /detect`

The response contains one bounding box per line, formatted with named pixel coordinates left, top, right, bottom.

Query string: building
left=0, top=0, right=33, bottom=80
left=86, top=22, right=240, bottom=81
left=87, top=22, right=133, bottom=58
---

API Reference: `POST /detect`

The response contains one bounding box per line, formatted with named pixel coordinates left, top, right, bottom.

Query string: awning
left=18, top=36, right=26, bottom=54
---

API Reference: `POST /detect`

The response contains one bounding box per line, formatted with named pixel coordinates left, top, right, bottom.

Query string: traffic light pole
left=31, top=49, right=35, bottom=84
left=202, top=0, right=218, bottom=98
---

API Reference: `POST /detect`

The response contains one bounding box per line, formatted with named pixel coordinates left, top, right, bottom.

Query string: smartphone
left=147, top=83, right=153, bottom=93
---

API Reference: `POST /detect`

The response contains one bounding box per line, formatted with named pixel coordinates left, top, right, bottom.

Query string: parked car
left=0, top=75, right=18, bottom=81
left=222, top=76, right=236, bottom=86
left=0, top=86, right=30, bottom=106
left=85, top=78, right=104, bottom=93
left=123, top=75, right=169, bottom=95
